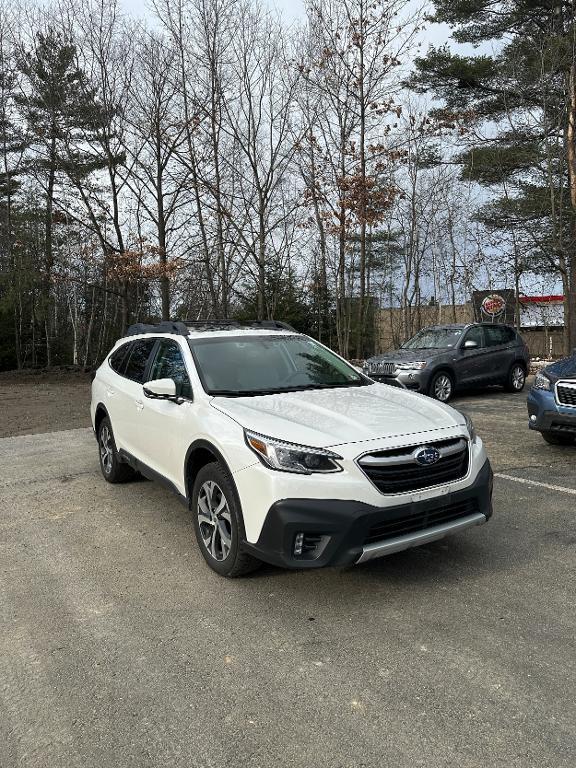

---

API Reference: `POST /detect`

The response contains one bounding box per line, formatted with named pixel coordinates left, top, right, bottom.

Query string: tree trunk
left=355, top=29, right=367, bottom=360
left=567, top=49, right=576, bottom=353
left=44, top=137, right=56, bottom=367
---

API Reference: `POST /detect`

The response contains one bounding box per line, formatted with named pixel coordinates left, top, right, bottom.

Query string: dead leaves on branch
left=105, top=247, right=184, bottom=282
left=337, top=174, right=398, bottom=226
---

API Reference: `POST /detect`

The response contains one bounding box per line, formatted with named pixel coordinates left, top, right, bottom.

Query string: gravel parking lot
left=1, top=377, right=575, bottom=767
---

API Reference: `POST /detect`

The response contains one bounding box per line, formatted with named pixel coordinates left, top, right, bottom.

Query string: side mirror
left=143, top=377, right=179, bottom=401
left=463, top=340, right=478, bottom=350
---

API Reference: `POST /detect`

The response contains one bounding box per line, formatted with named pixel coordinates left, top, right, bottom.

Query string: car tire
left=428, top=371, right=454, bottom=403
left=191, top=462, right=261, bottom=578
left=505, top=363, right=526, bottom=393
left=97, top=416, right=134, bottom=483
left=541, top=431, right=574, bottom=446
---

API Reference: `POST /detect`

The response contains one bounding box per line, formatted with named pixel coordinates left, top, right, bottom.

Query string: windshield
left=402, top=328, right=463, bottom=350
left=189, top=335, right=371, bottom=396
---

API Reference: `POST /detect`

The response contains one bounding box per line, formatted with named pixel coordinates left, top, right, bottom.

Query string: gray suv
left=364, top=323, right=530, bottom=402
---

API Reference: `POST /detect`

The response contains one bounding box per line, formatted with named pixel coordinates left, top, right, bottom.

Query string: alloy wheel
left=197, top=480, right=232, bottom=561
left=512, top=366, right=525, bottom=390
left=434, top=374, right=452, bottom=402
left=99, top=425, right=113, bottom=475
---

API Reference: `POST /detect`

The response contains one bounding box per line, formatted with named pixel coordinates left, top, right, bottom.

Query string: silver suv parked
left=364, top=323, right=530, bottom=402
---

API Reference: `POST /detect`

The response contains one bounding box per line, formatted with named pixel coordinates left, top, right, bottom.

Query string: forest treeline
left=0, top=0, right=574, bottom=370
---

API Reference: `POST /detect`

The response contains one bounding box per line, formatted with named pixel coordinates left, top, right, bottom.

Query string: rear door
left=112, top=338, right=158, bottom=456
left=483, top=325, right=515, bottom=383
left=454, top=326, right=492, bottom=386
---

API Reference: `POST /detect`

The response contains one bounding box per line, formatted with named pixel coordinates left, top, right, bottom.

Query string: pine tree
left=410, top=0, right=576, bottom=351
left=16, top=30, right=108, bottom=366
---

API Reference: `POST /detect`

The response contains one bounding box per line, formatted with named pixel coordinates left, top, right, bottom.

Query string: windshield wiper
left=210, top=381, right=368, bottom=397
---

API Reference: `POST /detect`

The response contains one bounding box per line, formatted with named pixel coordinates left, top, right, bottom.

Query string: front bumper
left=527, top=388, right=576, bottom=435
left=369, top=369, right=431, bottom=392
left=242, top=459, right=493, bottom=569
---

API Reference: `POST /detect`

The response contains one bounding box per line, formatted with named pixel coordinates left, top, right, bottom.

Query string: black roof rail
left=124, top=319, right=297, bottom=337
left=182, top=319, right=297, bottom=332
left=125, top=321, right=189, bottom=337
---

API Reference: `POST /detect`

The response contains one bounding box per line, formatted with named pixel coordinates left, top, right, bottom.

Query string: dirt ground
left=0, top=369, right=92, bottom=438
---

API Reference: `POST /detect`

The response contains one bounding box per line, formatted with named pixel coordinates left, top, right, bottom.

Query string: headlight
left=395, top=361, right=427, bottom=371
left=533, top=372, right=551, bottom=391
left=245, top=430, right=343, bottom=474
left=462, top=413, right=477, bottom=443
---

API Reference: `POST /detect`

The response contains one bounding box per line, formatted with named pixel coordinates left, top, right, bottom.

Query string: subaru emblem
left=415, top=447, right=441, bottom=466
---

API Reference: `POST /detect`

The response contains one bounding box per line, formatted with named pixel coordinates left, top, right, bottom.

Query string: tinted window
left=109, top=342, right=132, bottom=374
left=124, top=339, right=157, bottom=383
left=484, top=325, right=515, bottom=347
left=189, top=335, right=368, bottom=396
left=501, top=326, right=516, bottom=344
left=463, top=326, right=485, bottom=348
left=149, top=340, right=193, bottom=399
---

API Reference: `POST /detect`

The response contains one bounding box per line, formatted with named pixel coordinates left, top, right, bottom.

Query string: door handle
left=106, top=388, right=115, bottom=398
left=135, top=400, right=144, bottom=411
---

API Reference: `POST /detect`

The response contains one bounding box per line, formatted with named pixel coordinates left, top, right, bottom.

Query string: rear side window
left=109, top=342, right=133, bottom=374
left=124, top=339, right=157, bottom=383
left=484, top=325, right=515, bottom=346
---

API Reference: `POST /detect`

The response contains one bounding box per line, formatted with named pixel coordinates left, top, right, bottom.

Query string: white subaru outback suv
left=91, top=320, right=493, bottom=577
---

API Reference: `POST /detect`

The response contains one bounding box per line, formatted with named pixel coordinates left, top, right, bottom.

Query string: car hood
left=367, top=348, right=447, bottom=364
left=542, top=355, right=576, bottom=383
left=210, top=383, right=465, bottom=448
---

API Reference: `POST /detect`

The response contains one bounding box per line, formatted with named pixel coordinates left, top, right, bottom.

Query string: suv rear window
left=124, top=339, right=157, bottom=383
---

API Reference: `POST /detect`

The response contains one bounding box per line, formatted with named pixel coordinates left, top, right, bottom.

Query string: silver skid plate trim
left=356, top=512, right=487, bottom=564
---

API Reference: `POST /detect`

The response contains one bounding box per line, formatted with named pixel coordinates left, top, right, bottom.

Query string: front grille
left=364, top=499, right=479, bottom=545
left=358, top=437, right=469, bottom=494
left=556, top=382, right=576, bottom=407
left=550, top=421, right=576, bottom=433
left=370, top=361, right=396, bottom=376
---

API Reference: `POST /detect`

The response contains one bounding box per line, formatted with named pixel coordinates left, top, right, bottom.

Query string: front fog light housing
left=294, top=532, right=304, bottom=556
left=245, top=430, right=343, bottom=474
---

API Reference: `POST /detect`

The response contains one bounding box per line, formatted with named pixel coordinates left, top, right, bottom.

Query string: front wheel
left=429, top=371, right=453, bottom=403
left=191, top=462, right=261, bottom=577
left=505, top=363, right=526, bottom=393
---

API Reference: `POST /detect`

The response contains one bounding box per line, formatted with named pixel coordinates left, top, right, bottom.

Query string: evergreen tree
left=16, top=30, right=108, bottom=365
left=410, top=0, right=576, bottom=351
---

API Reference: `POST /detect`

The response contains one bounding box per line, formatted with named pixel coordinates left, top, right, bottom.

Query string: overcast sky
left=119, top=0, right=455, bottom=48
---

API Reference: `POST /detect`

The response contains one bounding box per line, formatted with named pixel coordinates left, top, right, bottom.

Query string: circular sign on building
left=481, top=293, right=506, bottom=318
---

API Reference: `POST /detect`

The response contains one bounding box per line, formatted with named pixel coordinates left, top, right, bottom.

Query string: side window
left=109, top=342, right=132, bottom=374
left=149, top=340, right=193, bottom=399
left=501, top=326, right=516, bottom=344
left=124, top=339, right=157, bottom=383
left=463, top=326, right=485, bottom=348
left=484, top=325, right=510, bottom=347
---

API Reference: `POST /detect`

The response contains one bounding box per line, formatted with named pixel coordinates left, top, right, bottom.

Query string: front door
left=138, top=338, right=195, bottom=490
